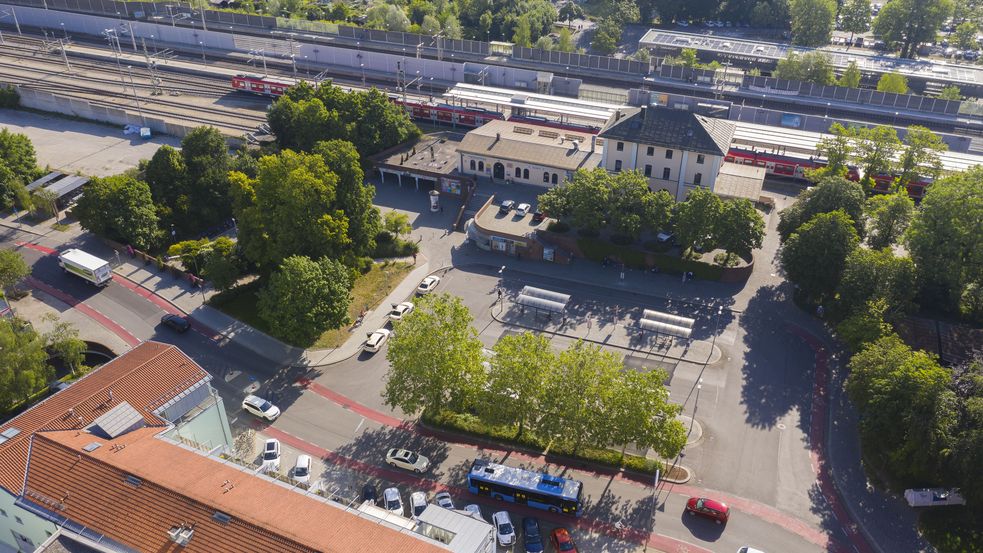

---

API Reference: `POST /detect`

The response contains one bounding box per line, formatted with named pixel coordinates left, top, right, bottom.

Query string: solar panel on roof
left=89, top=401, right=145, bottom=439
left=0, top=428, right=21, bottom=439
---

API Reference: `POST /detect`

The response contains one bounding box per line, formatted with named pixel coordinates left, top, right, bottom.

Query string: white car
left=515, top=203, right=531, bottom=217
left=292, top=454, right=312, bottom=484
left=463, top=504, right=483, bottom=520
left=410, top=491, right=428, bottom=518
left=260, top=438, right=281, bottom=473
left=492, top=511, right=516, bottom=547
left=383, top=487, right=404, bottom=516
left=737, top=548, right=766, bottom=553
left=389, top=302, right=414, bottom=321
left=364, top=328, right=392, bottom=353
left=242, top=394, right=280, bottom=421
left=417, top=275, right=440, bottom=294
left=434, top=491, right=454, bottom=509
left=385, top=448, right=430, bottom=473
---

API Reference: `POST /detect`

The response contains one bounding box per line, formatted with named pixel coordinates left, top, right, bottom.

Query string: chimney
left=591, top=135, right=597, bottom=152
left=614, top=110, right=622, bottom=122
left=640, top=105, right=647, bottom=118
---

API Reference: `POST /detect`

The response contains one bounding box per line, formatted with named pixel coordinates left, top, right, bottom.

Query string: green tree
left=143, top=144, right=186, bottom=232
left=837, top=61, right=863, bottom=88
left=565, top=169, right=610, bottom=233
left=837, top=247, right=917, bottom=316
left=846, top=334, right=957, bottom=482
left=715, top=199, right=765, bottom=264
left=0, top=317, right=52, bottom=409
left=953, top=20, right=979, bottom=49
left=203, top=251, right=241, bottom=292
left=0, top=249, right=29, bottom=290
left=607, top=171, right=650, bottom=240
left=897, top=126, right=947, bottom=186
left=421, top=14, right=442, bottom=34
left=835, top=298, right=894, bottom=352
left=384, top=293, right=486, bottom=415
left=30, top=188, right=58, bottom=220
left=257, top=255, right=354, bottom=345
left=780, top=210, right=859, bottom=301
left=444, top=15, right=463, bottom=39
left=74, top=175, right=160, bottom=249
left=557, top=27, right=575, bottom=52
left=366, top=3, right=410, bottom=30
left=777, top=175, right=866, bottom=240
left=854, top=125, right=901, bottom=181
left=480, top=332, right=555, bottom=436
left=559, top=2, right=584, bottom=23
left=44, top=320, right=87, bottom=376
left=815, top=122, right=857, bottom=176
left=675, top=187, right=723, bottom=255
left=478, top=11, right=493, bottom=40
left=865, top=191, right=915, bottom=250
left=513, top=17, right=532, bottom=46
left=408, top=0, right=435, bottom=24
left=774, top=51, right=836, bottom=84
left=536, top=341, right=617, bottom=453
left=642, top=189, right=674, bottom=235
left=591, top=18, right=621, bottom=55
left=840, top=0, right=872, bottom=43
left=677, top=48, right=699, bottom=68
left=382, top=210, right=412, bottom=239
left=873, top=0, right=953, bottom=58
left=938, top=85, right=962, bottom=101
left=312, top=140, right=382, bottom=257
left=877, top=72, right=909, bottom=94
left=0, top=128, right=37, bottom=184
left=789, top=0, right=836, bottom=46
left=947, top=357, right=983, bottom=505
left=905, top=168, right=983, bottom=312
left=601, top=366, right=686, bottom=460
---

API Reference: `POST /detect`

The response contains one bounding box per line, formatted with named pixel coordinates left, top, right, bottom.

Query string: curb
left=0, top=219, right=48, bottom=237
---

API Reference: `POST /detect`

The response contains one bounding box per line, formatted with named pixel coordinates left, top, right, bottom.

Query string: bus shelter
left=514, top=286, right=570, bottom=318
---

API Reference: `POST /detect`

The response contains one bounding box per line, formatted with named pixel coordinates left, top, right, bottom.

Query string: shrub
left=0, top=85, right=19, bottom=109
left=920, top=507, right=983, bottom=553
left=576, top=227, right=599, bottom=238
left=577, top=237, right=724, bottom=280
left=372, top=237, right=419, bottom=259
left=643, top=240, right=672, bottom=253
left=546, top=221, right=569, bottom=233
left=713, top=252, right=741, bottom=267
left=207, top=279, right=263, bottom=307
left=610, top=234, right=634, bottom=246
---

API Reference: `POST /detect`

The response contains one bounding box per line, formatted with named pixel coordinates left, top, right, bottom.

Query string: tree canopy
left=789, top=0, right=836, bottom=46
left=75, top=175, right=160, bottom=249
left=837, top=247, right=917, bottom=317
left=0, top=249, right=30, bottom=291
left=674, top=187, right=723, bottom=254
left=876, top=72, right=909, bottom=94
left=716, top=199, right=765, bottom=264
left=257, top=255, right=354, bottom=346
left=840, top=0, right=872, bottom=41
left=873, top=0, right=953, bottom=58
left=0, top=129, right=37, bottom=209
left=780, top=210, right=859, bottom=301
left=865, top=191, right=914, bottom=250
left=777, top=175, right=866, bottom=241
left=773, top=51, right=836, bottom=85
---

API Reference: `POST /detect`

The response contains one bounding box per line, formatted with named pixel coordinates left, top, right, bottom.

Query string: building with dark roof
left=599, top=105, right=738, bottom=200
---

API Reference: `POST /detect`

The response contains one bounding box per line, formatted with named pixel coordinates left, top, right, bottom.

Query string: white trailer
left=58, top=249, right=112, bottom=286
left=904, top=488, right=966, bottom=507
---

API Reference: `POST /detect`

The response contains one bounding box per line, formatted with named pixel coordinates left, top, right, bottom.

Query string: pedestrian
left=413, top=252, right=417, bottom=264
left=440, top=205, right=444, bottom=213
left=497, top=288, right=503, bottom=300
left=126, top=244, right=134, bottom=257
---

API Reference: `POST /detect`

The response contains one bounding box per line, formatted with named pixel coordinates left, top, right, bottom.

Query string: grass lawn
left=312, top=261, right=414, bottom=349
left=213, top=261, right=415, bottom=349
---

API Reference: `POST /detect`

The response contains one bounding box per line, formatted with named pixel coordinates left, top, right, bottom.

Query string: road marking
left=25, top=276, right=139, bottom=346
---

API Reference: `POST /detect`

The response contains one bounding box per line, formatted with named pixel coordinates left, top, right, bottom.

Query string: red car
left=549, top=527, right=578, bottom=552
left=685, top=497, right=730, bottom=524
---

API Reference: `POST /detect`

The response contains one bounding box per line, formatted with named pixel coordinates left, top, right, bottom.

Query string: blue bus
left=466, top=459, right=583, bottom=516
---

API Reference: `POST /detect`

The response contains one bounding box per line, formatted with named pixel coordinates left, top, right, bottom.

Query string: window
left=646, top=146, right=654, bottom=156
left=614, top=160, right=622, bottom=172
left=543, top=172, right=550, bottom=183
left=616, top=141, right=624, bottom=151
left=694, top=172, right=702, bottom=185
left=662, top=167, right=671, bottom=180
left=515, top=167, right=521, bottom=178
left=644, top=164, right=652, bottom=177
left=665, top=149, right=673, bottom=159
left=551, top=173, right=558, bottom=184
left=523, top=169, right=529, bottom=179
left=469, top=159, right=475, bottom=170
left=478, top=161, right=484, bottom=172
left=697, top=154, right=705, bottom=164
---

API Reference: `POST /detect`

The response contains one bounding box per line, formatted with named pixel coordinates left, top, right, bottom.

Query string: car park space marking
left=260, top=425, right=712, bottom=553
left=24, top=276, right=140, bottom=346
left=296, top=375, right=850, bottom=551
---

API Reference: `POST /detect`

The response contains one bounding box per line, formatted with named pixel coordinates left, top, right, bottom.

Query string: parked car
left=434, top=491, right=454, bottom=509
left=522, top=517, right=545, bottom=553
left=385, top=448, right=430, bottom=473
left=515, top=203, right=531, bottom=217
left=657, top=231, right=675, bottom=244
left=364, top=328, right=392, bottom=353
left=677, top=20, right=689, bottom=27
left=242, top=394, right=280, bottom=421
left=362, top=483, right=378, bottom=504
left=260, top=438, right=281, bottom=473
left=417, top=275, right=441, bottom=294
left=737, top=547, right=766, bottom=553
left=389, top=301, right=414, bottom=321
left=531, top=211, right=546, bottom=223
left=410, top=491, right=428, bottom=518
left=292, top=454, right=312, bottom=484
left=492, top=511, right=516, bottom=547
left=499, top=199, right=515, bottom=214
left=464, top=504, right=483, bottom=521
left=160, top=313, right=191, bottom=333
left=549, top=527, right=578, bottom=552
left=383, top=487, right=404, bottom=516
left=685, top=496, right=731, bottom=524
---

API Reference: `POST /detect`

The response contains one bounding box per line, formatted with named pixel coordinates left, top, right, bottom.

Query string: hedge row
left=577, top=237, right=724, bottom=280
left=424, top=409, right=665, bottom=475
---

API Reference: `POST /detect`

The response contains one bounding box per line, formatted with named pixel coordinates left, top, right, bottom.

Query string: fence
left=512, top=46, right=649, bottom=75
left=744, top=75, right=961, bottom=115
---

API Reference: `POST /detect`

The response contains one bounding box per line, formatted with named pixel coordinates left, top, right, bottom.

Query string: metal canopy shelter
left=639, top=308, right=695, bottom=339
left=515, top=286, right=570, bottom=314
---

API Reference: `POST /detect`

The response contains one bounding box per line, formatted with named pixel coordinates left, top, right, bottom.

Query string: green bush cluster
left=0, top=85, right=19, bottom=108
left=577, top=238, right=724, bottom=279
left=424, top=409, right=664, bottom=475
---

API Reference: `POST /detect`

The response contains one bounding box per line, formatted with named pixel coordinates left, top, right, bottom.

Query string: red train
left=393, top=97, right=505, bottom=127
left=725, top=146, right=930, bottom=199
left=232, top=73, right=299, bottom=96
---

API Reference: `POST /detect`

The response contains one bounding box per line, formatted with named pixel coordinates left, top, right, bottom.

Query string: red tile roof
left=25, top=427, right=447, bottom=553
left=0, top=341, right=208, bottom=494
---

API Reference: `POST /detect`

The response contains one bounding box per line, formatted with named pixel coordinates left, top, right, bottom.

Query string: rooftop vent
left=538, top=130, right=559, bottom=139
left=513, top=126, right=533, bottom=135
left=168, top=524, right=195, bottom=546
left=82, top=442, right=102, bottom=452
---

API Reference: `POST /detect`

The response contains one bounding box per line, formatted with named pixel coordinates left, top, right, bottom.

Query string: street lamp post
left=199, top=41, right=205, bottom=62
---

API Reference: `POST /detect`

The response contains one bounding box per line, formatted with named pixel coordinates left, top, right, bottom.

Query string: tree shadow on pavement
left=332, top=425, right=452, bottom=484
left=739, top=283, right=814, bottom=432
